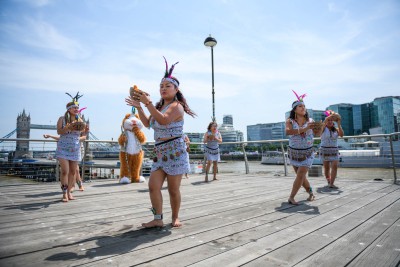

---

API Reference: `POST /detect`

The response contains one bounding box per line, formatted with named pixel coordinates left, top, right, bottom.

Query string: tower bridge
left=1, top=110, right=102, bottom=159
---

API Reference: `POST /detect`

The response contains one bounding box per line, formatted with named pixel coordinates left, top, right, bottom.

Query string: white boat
left=261, top=151, right=289, bottom=165
left=338, top=149, right=396, bottom=168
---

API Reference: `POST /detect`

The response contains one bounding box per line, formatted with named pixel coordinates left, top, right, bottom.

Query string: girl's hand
left=84, top=124, right=90, bottom=133
left=130, top=88, right=150, bottom=104
left=125, top=96, right=142, bottom=108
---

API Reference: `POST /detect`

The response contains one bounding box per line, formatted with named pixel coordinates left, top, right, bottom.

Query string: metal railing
left=0, top=132, right=398, bottom=184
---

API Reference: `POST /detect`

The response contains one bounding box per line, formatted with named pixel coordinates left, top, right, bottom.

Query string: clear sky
left=1, top=0, right=399, bottom=141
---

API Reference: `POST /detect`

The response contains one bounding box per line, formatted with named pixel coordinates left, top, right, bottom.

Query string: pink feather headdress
left=291, top=90, right=307, bottom=109
left=324, top=110, right=335, bottom=117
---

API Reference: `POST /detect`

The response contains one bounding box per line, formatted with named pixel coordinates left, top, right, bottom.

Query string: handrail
left=1, top=132, right=398, bottom=184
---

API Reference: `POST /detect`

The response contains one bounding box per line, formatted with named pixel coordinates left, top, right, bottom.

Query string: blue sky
left=1, top=0, right=399, bottom=141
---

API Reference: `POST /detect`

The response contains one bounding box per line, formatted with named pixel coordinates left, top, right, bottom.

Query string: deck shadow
left=190, top=181, right=210, bottom=186
left=45, top=227, right=172, bottom=262
left=24, top=191, right=60, bottom=198
left=5, top=200, right=60, bottom=211
left=275, top=201, right=320, bottom=215
left=316, top=186, right=343, bottom=195
left=92, top=183, right=126, bottom=187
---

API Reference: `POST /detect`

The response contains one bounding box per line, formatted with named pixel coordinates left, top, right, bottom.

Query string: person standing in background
left=55, top=92, right=87, bottom=202
left=319, top=110, right=344, bottom=189
left=203, top=122, right=222, bottom=182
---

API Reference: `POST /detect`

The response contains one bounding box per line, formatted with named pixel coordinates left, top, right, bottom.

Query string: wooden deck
left=0, top=173, right=399, bottom=267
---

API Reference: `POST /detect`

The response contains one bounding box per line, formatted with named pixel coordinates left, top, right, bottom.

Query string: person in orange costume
left=118, top=109, right=147, bottom=183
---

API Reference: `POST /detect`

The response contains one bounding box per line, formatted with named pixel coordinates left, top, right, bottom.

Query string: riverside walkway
left=0, top=170, right=399, bottom=267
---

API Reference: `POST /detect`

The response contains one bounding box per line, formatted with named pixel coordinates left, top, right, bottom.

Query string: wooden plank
left=347, top=219, right=400, bottom=267
left=245, top=196, right=400, bottom=266
left=68, top=183, right=394, bottom=266
left=169, top=187, right=399, bottom=267
left=0, top=174, right=394, bottom=267
left=0, top=178, right=376, bottom=266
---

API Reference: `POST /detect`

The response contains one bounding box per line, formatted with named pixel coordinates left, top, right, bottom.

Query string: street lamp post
left=204, top=34, right=217, bottom=122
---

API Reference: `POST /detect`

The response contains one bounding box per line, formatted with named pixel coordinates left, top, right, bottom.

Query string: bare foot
left=67, top=193, right=75, bottom=200
left=62, top=194, right=68, bottom=202
left=213, top=177, right=218, bottom=180
left=79, top=186, right=85, bottom=191
left=288, top=197, right=299, bottom=205
left=326, top=177, right=331, bottom=184
left=141, top=220, right=164, bottom=228
left=172, top=218, right=182, bottom=227
left=307, top=194, right=315, bottom=201
left=205, top=175, right=209, bottom=183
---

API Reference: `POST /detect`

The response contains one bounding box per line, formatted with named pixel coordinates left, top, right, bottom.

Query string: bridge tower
left=15, top=109, right=31, bottom=158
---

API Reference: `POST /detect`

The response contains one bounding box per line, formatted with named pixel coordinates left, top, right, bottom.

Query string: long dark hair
left=327, top=122, right=337, bottom=135
left=207, top=122, right=217, bottom=131
left=289, top=101, right=309, bottom=121
left=155, top=77, right=196, bottom=117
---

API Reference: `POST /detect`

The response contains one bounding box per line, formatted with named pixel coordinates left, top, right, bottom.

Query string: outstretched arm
left=43, top=134, right=60, bottom=141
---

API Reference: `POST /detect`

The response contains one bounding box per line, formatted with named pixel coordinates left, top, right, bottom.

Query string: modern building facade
left=247, top=122, right=286, bottom=145
left=328, top=96, right=400, bottom=135
left=326, top=103, right=354, bottom=136
left=185, top=133, right=203, bottom=143
left=372, top=96, right=400, bottom=134
left=218, top=115, right=243, bottom=152
left=279, top=96, right=399, bottom=137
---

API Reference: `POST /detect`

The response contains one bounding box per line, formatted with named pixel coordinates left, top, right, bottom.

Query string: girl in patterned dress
left=319, top=112, right=344, bottom=189
left=44, top=133, right=87, bottom=191
left=285, top=91, right=317, bottom=205
left=55, top=92, right=88, bottom=202
left=126, top=57, right=196, bottom=228
left=203, top=122, right=222, bottom=182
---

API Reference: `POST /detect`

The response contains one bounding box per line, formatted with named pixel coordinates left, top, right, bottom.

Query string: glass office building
left=247, top=122, right=286, bottom=145
left=372, top=96, right=400, bottom=134
left=353, top=103, right=374, bottom=135
left=326, top=104, right=354, bottom=136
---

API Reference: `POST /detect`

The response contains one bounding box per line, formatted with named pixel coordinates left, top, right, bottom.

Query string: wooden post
left=281, top=142, right=288, bottom=176
left=389, top=135, right=397, bottom=184
left=242, top=143, right=249, bottom=174
left=56, top=161, right=60, bottom=182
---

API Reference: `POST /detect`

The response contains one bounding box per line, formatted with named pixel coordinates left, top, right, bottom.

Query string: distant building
left=247, top=122, right=286, bottom=145
left=328, top=96, right=400, bottom=135
left=326, top=103, right=354, bottom=136
left=371, top=96, right=400, bottom=134
left=15, top=109, right=31, bottom=158
left=218, top=115, right=243, bottom=152
left=264, top=96, right=399, bottom=139
left=352, top=103, right=373, bottom=135
left=185, top=132, right=203, bottom=143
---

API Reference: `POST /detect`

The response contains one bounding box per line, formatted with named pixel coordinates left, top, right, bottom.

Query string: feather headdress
left=161, top=56, right=179, bottom=87
left=291, top=90, right=307, bottom=109
left=65, top=91, right=83, bottom=109
left=324, top=110, right=335, bottom=117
